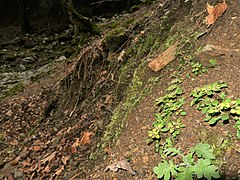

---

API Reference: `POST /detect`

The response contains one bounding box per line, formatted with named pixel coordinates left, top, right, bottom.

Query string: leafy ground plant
left=147, top=78, right=186, bottom=152
left=191, top=82, right=240, bottom=138
left=191, top=61, right=207, bottom=76
left=153, top=143, right=220, bottom=180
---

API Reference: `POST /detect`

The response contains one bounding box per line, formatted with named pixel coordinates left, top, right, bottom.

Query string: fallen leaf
left=6, top=173, right=14, bottom=180
left=105, top=95, right=113, bottom=105
left=148, top=42, right=178, bottom=72
left=6, top=110, right=13, bottom=116
left=105, top=160, right=137, bottom=176
left=117, top=50, right=126, bottom=62
left=79, top=132, right=92, bottom=145
left=205, top=0, right=227, bottom=27
left=21, top=161, right=31, bottom=167
left=55, top=166, right=64, bottom=176
left=72, top=138, right=80, bottom=147
left=72, top=132, right=92, bottom=148
left=207, top=2, right=215, bottom=14
left=61, top=155, right=70, bottom=165
left=28, top=163, right=38, bottom=172
left=6, top=156, right=21, bottom=167
left=42, top=164, right=51, bottom=173
left=0, top=156, right=21, bottom=177
left=33, top=146, right=41, bottom=151
left=70, top=146, right=77, bottom=154
left=10, top=140, right=19, bottom=145
left=40, top=151, right=56, bottom=164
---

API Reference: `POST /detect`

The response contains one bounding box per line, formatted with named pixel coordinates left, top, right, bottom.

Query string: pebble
left=14, top=169, right=24, bottom=179
left=19, top=64, right=26, bottom=71
left=23, top=57, right=35, bottom=64
left=57, top=55, right=67, bottom=62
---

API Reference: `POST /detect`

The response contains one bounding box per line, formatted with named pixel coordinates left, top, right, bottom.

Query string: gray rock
left=14, top=169, right=24, bottom=179
left=19, top=64, right=26, bottom=71
left=57, top=55, right=67, bottom=62
left=23, top=57, right=35, bottom=64
left=52, top=41, right=57, bottom=46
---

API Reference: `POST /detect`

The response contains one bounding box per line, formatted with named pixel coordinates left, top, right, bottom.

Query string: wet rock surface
left=0, top=31, right=76, bottom=99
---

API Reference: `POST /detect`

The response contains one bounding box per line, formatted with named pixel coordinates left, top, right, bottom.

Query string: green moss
left=100, top=61, right=160, bottom=150
left=198, top=128, right=232, bottom=159
left=0, top=82, right=24, bottom=100
left=0, top=51, right=11, bottom=55
left=110, top=18, right=135, bottom=29
left=30, top=72, right=47, bottom=82
left=129, top=5, right=141, bottom=12
left=89, top=7, right=184, bottom=163
left=104, top=28, right=127, bottom=52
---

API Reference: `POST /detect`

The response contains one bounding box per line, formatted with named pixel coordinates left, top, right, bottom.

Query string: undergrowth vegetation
left=148, top=28, right=239, bottom=179
left=147, top=78, right=186, bottom=152
left=153, top=143, right=220, bottom=180
left=191, top=81, right=240, bottom=139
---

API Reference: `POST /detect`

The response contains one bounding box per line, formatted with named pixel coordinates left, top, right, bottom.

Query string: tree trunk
left=18, top=0, right=30, bottom=34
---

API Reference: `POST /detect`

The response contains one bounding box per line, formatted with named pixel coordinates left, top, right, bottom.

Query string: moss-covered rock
left=103, top=28, right=128, bottom=52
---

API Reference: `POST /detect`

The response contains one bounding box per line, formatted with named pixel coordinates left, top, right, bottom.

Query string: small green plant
left=191, top=61, right=207, bottom=76
left=190, top=82, right=228, bottom=106
left=153, top=143, right=220, bottom=180
left=208, top=58, right=218, bottom=68
left=191, top=82, right=240, bottom=138
left=147, top=79, right=186, bottom=152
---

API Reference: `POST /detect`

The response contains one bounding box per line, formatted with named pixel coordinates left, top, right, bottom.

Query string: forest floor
left=0, top=0, right=240, bottom=180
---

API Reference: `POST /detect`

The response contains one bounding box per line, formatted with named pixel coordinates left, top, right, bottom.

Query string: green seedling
left=148, top=78, right=186, bottom=152
left=191, top=61, right=207, bottom=76
left=209, top=58, right=218, bottom=67
left=191, top=82, right=240, bottom=138
left=153, top=143, right=220, bottom=180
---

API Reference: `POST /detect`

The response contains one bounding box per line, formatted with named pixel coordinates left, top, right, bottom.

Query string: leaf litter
left=205, top=0, right=228, bottom=27
left=105, top=159, right=138, bottom=176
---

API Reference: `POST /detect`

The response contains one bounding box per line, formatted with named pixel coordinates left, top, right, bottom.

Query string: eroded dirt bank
left=0, top=0, right=240, bottom=179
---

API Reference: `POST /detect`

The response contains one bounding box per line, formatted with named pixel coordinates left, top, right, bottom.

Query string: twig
left=89, top=0, right=122, bottom=5
left=70, top=172, right=81, bottom=180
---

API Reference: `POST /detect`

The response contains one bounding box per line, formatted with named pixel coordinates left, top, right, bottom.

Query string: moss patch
left=0, top=82, right=24, bottom=100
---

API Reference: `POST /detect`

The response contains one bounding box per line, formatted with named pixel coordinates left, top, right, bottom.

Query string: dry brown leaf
left=205, top=0, right=227, bottom=27
left=105, top=95, right=113, bottom=105
left=55, top=166, right=64, bottom=176
left=10, top=140, right=19, bottom=146
left=105, top=160, right=137, bottom=176
left=33, top=146, right=41, bottom=151
left=40, top=151, right=56, bottom=164
left=0, top=156, right=21, bottom=177
left=72, top=138, right=80, bottom=147
left=21, top=161, right=31, bottom=167
left=28, top=163, right=38, bottom=172
left=61, top=155, right=70, bottom=165
left=72, top=132, right=92, bottom=148
left=207, top=2, right=215, bottom=14
left=42, top=164, right=51, bottom=173
left=70, top=146, right=77, bottom=154
left=79, top=132, right=92, bottom=145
